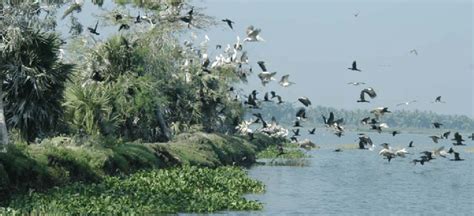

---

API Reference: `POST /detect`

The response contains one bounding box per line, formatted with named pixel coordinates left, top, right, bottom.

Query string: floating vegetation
left=4, top=166, right=265, bottom=214
left=257, top=145, right=307, bottom=160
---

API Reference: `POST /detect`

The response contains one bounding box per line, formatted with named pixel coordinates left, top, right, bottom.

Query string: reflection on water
left=215, top=131, right=474, bottom=215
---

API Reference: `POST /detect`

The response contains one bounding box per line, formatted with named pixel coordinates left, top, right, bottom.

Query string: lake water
left=217, top=131, right=474, bottom=215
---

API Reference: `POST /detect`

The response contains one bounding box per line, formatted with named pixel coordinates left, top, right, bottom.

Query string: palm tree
left=1, top=27, right=74, bottom=143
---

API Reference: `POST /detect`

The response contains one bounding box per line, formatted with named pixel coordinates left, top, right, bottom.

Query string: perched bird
left=429, top=135, right=441, bottom=144
left=347, top=82, right=365, bottom=86
left=222, top=18, right=234, bottom=30
left=118, top=23, right=130, bottom=31
left=452, top=132, right=465, bottom=145
left=87, top=21, right=100, bottom=35
left=298, top=97, right=312, bottom=107
left=244, top=25, right=264, bottom=42
left=308, top=128, right=316, bottom=135
left=348, top=61, right=361, bottom=72
left=433, top=122, right=443, bottom=128
left=408, top=141, right=414, bottom=148
left=279, top=74, right=295, bottom=87
left=358, top=87, right=377, bottom=103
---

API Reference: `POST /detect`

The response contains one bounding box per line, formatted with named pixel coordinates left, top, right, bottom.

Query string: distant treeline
left=249, top=103, right=474, bottom=131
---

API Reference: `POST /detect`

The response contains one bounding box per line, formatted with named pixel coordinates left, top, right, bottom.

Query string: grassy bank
left=0, top=132, right=285, bottom=213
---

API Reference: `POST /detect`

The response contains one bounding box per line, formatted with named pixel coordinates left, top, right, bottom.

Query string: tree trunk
left=0, top=84, right=9, bottom=150
left=156, top=106, right=171, bottom=142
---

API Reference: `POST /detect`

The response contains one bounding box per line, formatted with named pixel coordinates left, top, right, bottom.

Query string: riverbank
left=0, top=132, right=286, bottom=213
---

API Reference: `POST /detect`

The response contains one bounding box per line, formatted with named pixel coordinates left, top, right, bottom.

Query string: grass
left=2, top=166, right=265, bottom=214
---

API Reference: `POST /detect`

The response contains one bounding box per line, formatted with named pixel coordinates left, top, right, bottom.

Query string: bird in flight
left=348, top=61, right=361, bottom=72
left=396, top=100, right=417, bottom=106
left=279, top=74, right=295, bottom=87
left=357, top=88, right=377, bottom=103
left=298, top=97, right=312, bottom=107
left=432, top=122, right=443, bottom=128
left=222, top=19, right=234, bottom=30
left=244, top=25, right=265, bottom=42
left=347, top=82, right=365, bottom=86
left=118, top=23, right=130, bottom=31
left=256, top=61, right=277, bottom=86
left=87, top=20, right=100, bottom=35
left=433, top=96, right=445, bottom=103
left=410, top=49, right=418, bottom=55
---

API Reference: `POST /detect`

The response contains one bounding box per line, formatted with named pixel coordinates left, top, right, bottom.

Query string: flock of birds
left=70, top=3, right=471, bottom=166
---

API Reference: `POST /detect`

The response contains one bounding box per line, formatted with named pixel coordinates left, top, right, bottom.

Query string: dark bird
left=410, top=49, right=418, bottom=55
left=433, top=122, right=443, bottom=128
left=322, top=112, right=335, bottom=126
left=222, top=18, right=234, bottom=29
left=118, top=23, right=130, bottom=31
left=298, top=97, right=312, bottom=107
left=216, top=44, right=222, bottom=49
left=408, top=141, right=414, bottom=148
left=442, top=131, right=451, bottom=139
left=358, top=87, right=377, bottom=103
left=447, top=147, right=455, bottom=154
left=334, top=148, right=343, bottom=152
left=420, top=151, right=434, bottom=161
left=434, top=96, right=445, bottom=103
left=257, top=61, right=267, bottom=72
left=308, top=128, right=316, bottom=135
left=361, top=117, right=371, bottom=125
left=452, top=132, right=465, bottom=145
left=392, top=131, right=400, bottom=136
left=468, top=133, right=474, bottom=140
left=348, top=61, right=361, bottom=72
left=276, top=95, right=284, bottom=104
left=263, top=92, right=272, bottom=102
left=87, top=21, right=100, bottom=35
left=292, top=129, right=300, bottom=136
left=296, top=108, right=306, bottom=120
left=429, top=135, right=441, bottom=144
left=334, top=131, right=343, bottom=137
left=115, top=14, right=123, bottom=21
left=412, top=158, right=427, bottom=165
left=253, top=113, right=267, bottom=128
left=270, top=91, right=277, bottom=98
left=244, top=94, right=259, bottom=109
left=134, top=12, right=142, bottom=23
left=293, top=120, right=302, bottom=127
left=451, top=152, right=464, bottom=161
left=247, top=132, right=254, bottom=141
left=358, top=135, right=373, bottom=149
left=371, top=123, right=388, bottom=133
left=371, top=107, right=391, bottom=120
left=290, top=136, right=298, bottom=142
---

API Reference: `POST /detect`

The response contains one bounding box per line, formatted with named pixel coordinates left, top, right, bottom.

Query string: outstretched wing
left=257, top=61, right=267, bottom=72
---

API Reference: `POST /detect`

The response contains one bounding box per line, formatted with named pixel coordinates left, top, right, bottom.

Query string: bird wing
left=359, top=89, right=366, bottom=101
left=328, top=112, right=334, bottom=124
left=366, top=88, right=377, bottom=98
left=352, top=61, right=357, bottom=69
left=280, top=74, right=290, bottom=83
left=94, top=21, right=98, bottom=30
left=246, top=25, right=255, bottom=35
left=257, top=61, right=267, bottom=72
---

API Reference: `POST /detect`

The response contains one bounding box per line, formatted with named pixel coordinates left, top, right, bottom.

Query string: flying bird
left=429, top=135, right=441, bottom=144
left=244, top=25, right=264, bottom=42
left=348, top=61, right=361, bottom=72
left=87, top=21, right=100, bottom=35
left=433, top=96, right=445, bottom=103
left=347, top=82, right=365, bottom=86
left=396, top=100, right=417, bottom=106
left=279, top=74, right=295, bottom=87
left=392, top=131, right=400, bottom=136
left=452, top=132, right=465, bottom=145
left=410, top=49, right=418, bottom=55
left=442, top=131, right=451, bottom=139
left=298, top=97, right=312, bottom=107
left=371, top=107, right=391, bottom=119
left=256, top=61, right=277, bottom=86
left=408, top=141, right=414, bottom=148
left=222, top=19, right=234, bottom=30
left=292, top=129, right=300, bottom=136
left=118, top=23, right=130, bottom=31
left=308, top=128, right=316, bottom=135
left=432, top=122, right=443, bottom=128
left=296, top=108, right=307, bottom=120
left=451, top=152, right=464, bottom=161
left=358, top=87, right=377, bottom=103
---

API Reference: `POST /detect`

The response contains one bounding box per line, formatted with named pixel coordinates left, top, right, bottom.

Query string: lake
left=216, top=130, right=474, bottom=215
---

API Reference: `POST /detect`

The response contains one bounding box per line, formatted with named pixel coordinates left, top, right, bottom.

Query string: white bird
left=395, top=148, right=409, bottom=157
left=279, top=74, right=295, bottom=87
left=432, top=146, right=449, bottom=158
left=257, top=61, right=276, bottom=86
left=244, top=25, right=265, bottom=42
left=370, top=107, right=391, bottom=119
left=396, top=100, right=417, bottom=106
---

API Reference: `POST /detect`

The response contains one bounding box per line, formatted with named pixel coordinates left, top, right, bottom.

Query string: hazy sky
left=195, top=0, right=473, bottom=117
left=57, top=0, right=473, bottom=117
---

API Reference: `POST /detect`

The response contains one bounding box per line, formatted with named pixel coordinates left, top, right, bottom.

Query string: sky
left=56, top=0, right=473, bottom=117
left=194, top=0, right=473, bottom=117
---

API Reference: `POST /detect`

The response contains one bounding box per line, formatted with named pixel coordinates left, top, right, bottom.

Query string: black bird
left=420, top=151, right=434, bottom=161
left=447, top=147, right=455, bottom=154
left=296, top=108, right=306, bottom=120
left=247, top=132, right=254, bottom=140
left=358, top=87, right=377, bottom=103
left=392, top=131, right=400, bottom=136
left=263, top=92, right=272, bottom=102
left=257, top=61, right=267, bottom=71
left=308, top=128, right=316, bottom=135
left=451, top=152, right=464, bottom=161
left=408, top=141, right=414, bottom=148
left=270, top=91, right=277, bottom=98
left=244, top=94, right=259, bottom=109
left=290, top=136, right=298, bottom=142
left=358, top=135, right=373, bottom=149
left=334, top=131, right=343, bottom=137
left=252, top=113, right=267, bottom=128
left=442, top=131, right=451, bottom=139
left=293, top=120, right=302, bottom=127
left=348, top=61, right=361, bottom=71
left=187, top=7, right=194, bottom=16
left=87, top=21, right=100, bottom=35
left=429, top=135, right=441, bottom=144
left=452, top=132, right=465, bottom=145
left=134, top=12, right=142, bottom=23
left=118, top=23, right=130, bottom=31
left=222, top=18, right=234, bottom=30
left=468, top=133, right=474, bottom=140
left=434, top=96, right=445, bottom=103
left=276, top=95, right=284, bottom=104
left=251, top=90, right=258, bottom=100
left=269, top=144, right=285, bottom=163
left=292, top=129, right=300, bottom=136
left=334, top=148, right=343, bottom=152
left=433, top=122, right=443, bottom=128
left=361, top=117, right=371, bottom=125
left=115, top=14, right=123, bottom=21
left=322, top=112, right=335, bottom=126
left=412, top=158, right=427, bottom=165
left=298, top=97, right=311, bottom=107
left=216, top=44, right=222, bottom=49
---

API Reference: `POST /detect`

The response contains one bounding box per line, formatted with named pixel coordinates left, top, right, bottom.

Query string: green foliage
left=1, top=27, right=74, bottom=142
left=5, top=166, right=264, bottom=214
left=257, top=146, right=307, bottom=159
